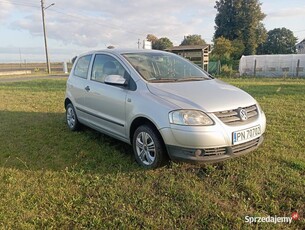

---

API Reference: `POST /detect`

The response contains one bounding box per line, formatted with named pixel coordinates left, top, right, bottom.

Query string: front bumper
left=166, top=135, right=264, bottom=164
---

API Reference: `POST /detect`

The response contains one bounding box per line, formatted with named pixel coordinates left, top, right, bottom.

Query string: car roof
left=78, top=49, right=168, bottom=57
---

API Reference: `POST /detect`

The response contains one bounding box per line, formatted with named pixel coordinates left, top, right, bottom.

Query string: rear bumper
left=166, top=135, right=264, bottom=164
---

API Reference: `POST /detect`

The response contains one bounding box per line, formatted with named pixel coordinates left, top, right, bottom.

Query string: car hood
left=147, top=79, right=257, bottom=112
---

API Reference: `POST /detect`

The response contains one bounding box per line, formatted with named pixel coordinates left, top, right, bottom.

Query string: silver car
left=65, top=49, right=266, bottom=169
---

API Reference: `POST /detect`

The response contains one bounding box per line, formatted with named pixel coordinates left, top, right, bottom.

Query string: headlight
left=169, top=110, right=214, bottom=126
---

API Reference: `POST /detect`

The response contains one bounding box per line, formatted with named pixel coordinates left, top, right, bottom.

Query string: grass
left=0, top=78, right=304, bottom=229
left=0, top=72, right=68, bottom=79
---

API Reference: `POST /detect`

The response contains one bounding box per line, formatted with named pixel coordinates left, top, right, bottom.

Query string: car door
left=83, top=53, right=130, bottom=140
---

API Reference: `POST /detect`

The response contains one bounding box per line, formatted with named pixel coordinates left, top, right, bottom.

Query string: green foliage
left=212, top=36, right=233, bottom=61
left=180, top=34, right=206, bottom=46
left=211, top=40, right=244, bottom=61
left=231, top=39, right=245, bottom=60
left=214, top=0, right=266, bottom=55
left=146, top=34, right=158, bottom=44
left=257, top=28, right=298, bottom=54
left=152, top=37, right=173, bottom=50
left=0, top=78, right=305, bottom=228
left=220, top=64, right=233, bottom=76
left=147, top=34, right=173, bottom=50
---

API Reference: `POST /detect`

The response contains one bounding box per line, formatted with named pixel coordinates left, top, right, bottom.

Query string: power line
left=48, top=7, right=209, bottom=43
left=0, top=0, right=147, bottom=50
left=0, top=0, right=38, bottom=4
left=294, top=29, right=305, bottom=33
left=0, top=0, right=39, bottom=8
left=0, top=1, right=147, bottom=46
left=0, top=0, right=216, bottom=43
left=0, top=0, right=146, bottom=38
left=48, top=7, right=145, bottom=38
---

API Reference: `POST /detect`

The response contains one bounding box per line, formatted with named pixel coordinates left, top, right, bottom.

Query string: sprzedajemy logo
left=245, top=212, right=299, bottom=224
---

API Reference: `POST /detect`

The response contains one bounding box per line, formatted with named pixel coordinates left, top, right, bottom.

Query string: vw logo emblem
left=238, top=108, right=248, bottom=121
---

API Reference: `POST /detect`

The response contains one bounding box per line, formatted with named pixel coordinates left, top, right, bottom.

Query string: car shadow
left=0, top=110, right=141, bottom=174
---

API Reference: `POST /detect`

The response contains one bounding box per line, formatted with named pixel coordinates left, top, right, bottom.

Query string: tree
left=257, top=28, right=297, bottom=54
left=212, top=36, right=233, bottom=61
left=153, top=37, right=173, bottom=50
left=211, top=37, right=245, bottom=61
left=146, top=34, right=173, bottom=50
left=146, top=34, right=158, bottom=46
left=231, top=39, right=245, bottom=59
left=214, top=0, right=266, bottom=55
left=180, top=34, right=206, bottom=46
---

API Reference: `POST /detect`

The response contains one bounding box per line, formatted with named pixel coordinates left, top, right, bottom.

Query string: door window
left=74, top=55, right=92, bottom=79
left=91, top=54, right=127, bottom=83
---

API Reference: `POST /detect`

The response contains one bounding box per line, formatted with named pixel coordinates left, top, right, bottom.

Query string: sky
left=0, top=0, right=305, bottom=63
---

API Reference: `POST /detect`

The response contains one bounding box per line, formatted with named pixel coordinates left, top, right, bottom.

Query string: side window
left=74, top=55, right=92, bottom=79
left=91, top=54, right=127, bottom=83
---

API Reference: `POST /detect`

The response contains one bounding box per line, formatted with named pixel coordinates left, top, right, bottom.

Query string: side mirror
left=104, top=75, right=127, bottom=86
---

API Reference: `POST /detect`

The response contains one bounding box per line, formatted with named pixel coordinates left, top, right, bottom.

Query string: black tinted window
left=74, top=55, right=92, bottom=79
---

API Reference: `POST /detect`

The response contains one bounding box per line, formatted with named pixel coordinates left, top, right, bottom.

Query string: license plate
left=232, top=125, right=261, bottom=145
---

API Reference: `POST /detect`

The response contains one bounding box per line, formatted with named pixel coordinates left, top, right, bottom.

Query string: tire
left=66, top=103, right=80, bottom=131
left=132, top=124, right=168, bottom=169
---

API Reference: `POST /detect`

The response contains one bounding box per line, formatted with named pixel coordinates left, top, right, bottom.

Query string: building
left=166, top=45, right=211, bottom=71
left=296, top=39, right=305, bottom=54
left=239, top=54, right=305, bottom=77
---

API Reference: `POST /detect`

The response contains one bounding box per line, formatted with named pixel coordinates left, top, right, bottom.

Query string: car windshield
left=122, top=52, right=211, bottom=82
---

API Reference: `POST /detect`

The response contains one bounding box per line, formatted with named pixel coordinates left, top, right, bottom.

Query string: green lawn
left=0, top=78, right=304, bottom=229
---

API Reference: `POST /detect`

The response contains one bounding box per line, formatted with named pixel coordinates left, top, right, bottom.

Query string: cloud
left=0, top=1, right=13, bottom=22
left=267, top=7, right=305, bottom=18
left=9, top=0, right=216, bottom=48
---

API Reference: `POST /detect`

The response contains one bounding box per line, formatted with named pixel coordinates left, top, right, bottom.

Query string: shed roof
left=166, top=45, right=210, bottom=51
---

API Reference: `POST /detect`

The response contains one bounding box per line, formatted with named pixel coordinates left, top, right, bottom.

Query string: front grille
left=231, top=137, right=260, bottom=154
left=213, top=105, right=258, bottom=125
left=204, top=147, right=227, bottom=156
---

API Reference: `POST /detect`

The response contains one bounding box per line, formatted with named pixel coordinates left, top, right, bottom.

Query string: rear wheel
left=132, top=125, right=168, bottom=169
left=66, top=103, right=80, bottom=131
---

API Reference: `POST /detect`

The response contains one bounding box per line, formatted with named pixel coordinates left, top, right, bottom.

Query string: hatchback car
left=65, top=49, right=266, bottom=169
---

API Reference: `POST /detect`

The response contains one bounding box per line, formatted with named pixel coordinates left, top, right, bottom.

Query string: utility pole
left=41, top=0, right=54, bottom=74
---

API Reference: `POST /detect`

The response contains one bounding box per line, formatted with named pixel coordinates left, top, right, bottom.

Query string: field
left=0, top=77, right=304, bottom=229
left=0, top=62, right=73, bottom=74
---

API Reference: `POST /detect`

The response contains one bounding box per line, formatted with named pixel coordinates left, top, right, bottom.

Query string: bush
left=221, top=64, right=233, bottom=76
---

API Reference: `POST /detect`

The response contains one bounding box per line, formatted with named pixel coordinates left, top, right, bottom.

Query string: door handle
left=85, top=86, right=90, bottom=92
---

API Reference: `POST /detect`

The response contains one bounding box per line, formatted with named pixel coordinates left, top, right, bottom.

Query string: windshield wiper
left=177, top=77, right=208, bottom=82
left=150, top=78, right=178, bottom=82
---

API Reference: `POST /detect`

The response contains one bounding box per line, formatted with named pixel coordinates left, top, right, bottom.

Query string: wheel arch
left=129, top=117, right=165, bottom=147
left=64, top=98, right=72, bottom=109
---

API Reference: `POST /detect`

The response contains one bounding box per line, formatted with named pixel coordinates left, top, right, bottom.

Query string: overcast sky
left=0, top=0, right=305, bottom=62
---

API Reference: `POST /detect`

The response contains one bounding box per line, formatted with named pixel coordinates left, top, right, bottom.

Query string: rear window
left=74, top=55, right=92, bottom=79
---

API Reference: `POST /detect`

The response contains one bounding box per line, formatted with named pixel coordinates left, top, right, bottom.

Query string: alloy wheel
left=135, top=131, right=156, bottom=165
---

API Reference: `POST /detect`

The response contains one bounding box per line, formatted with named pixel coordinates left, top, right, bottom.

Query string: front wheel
left=132, top=125, right=168, bottom=169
